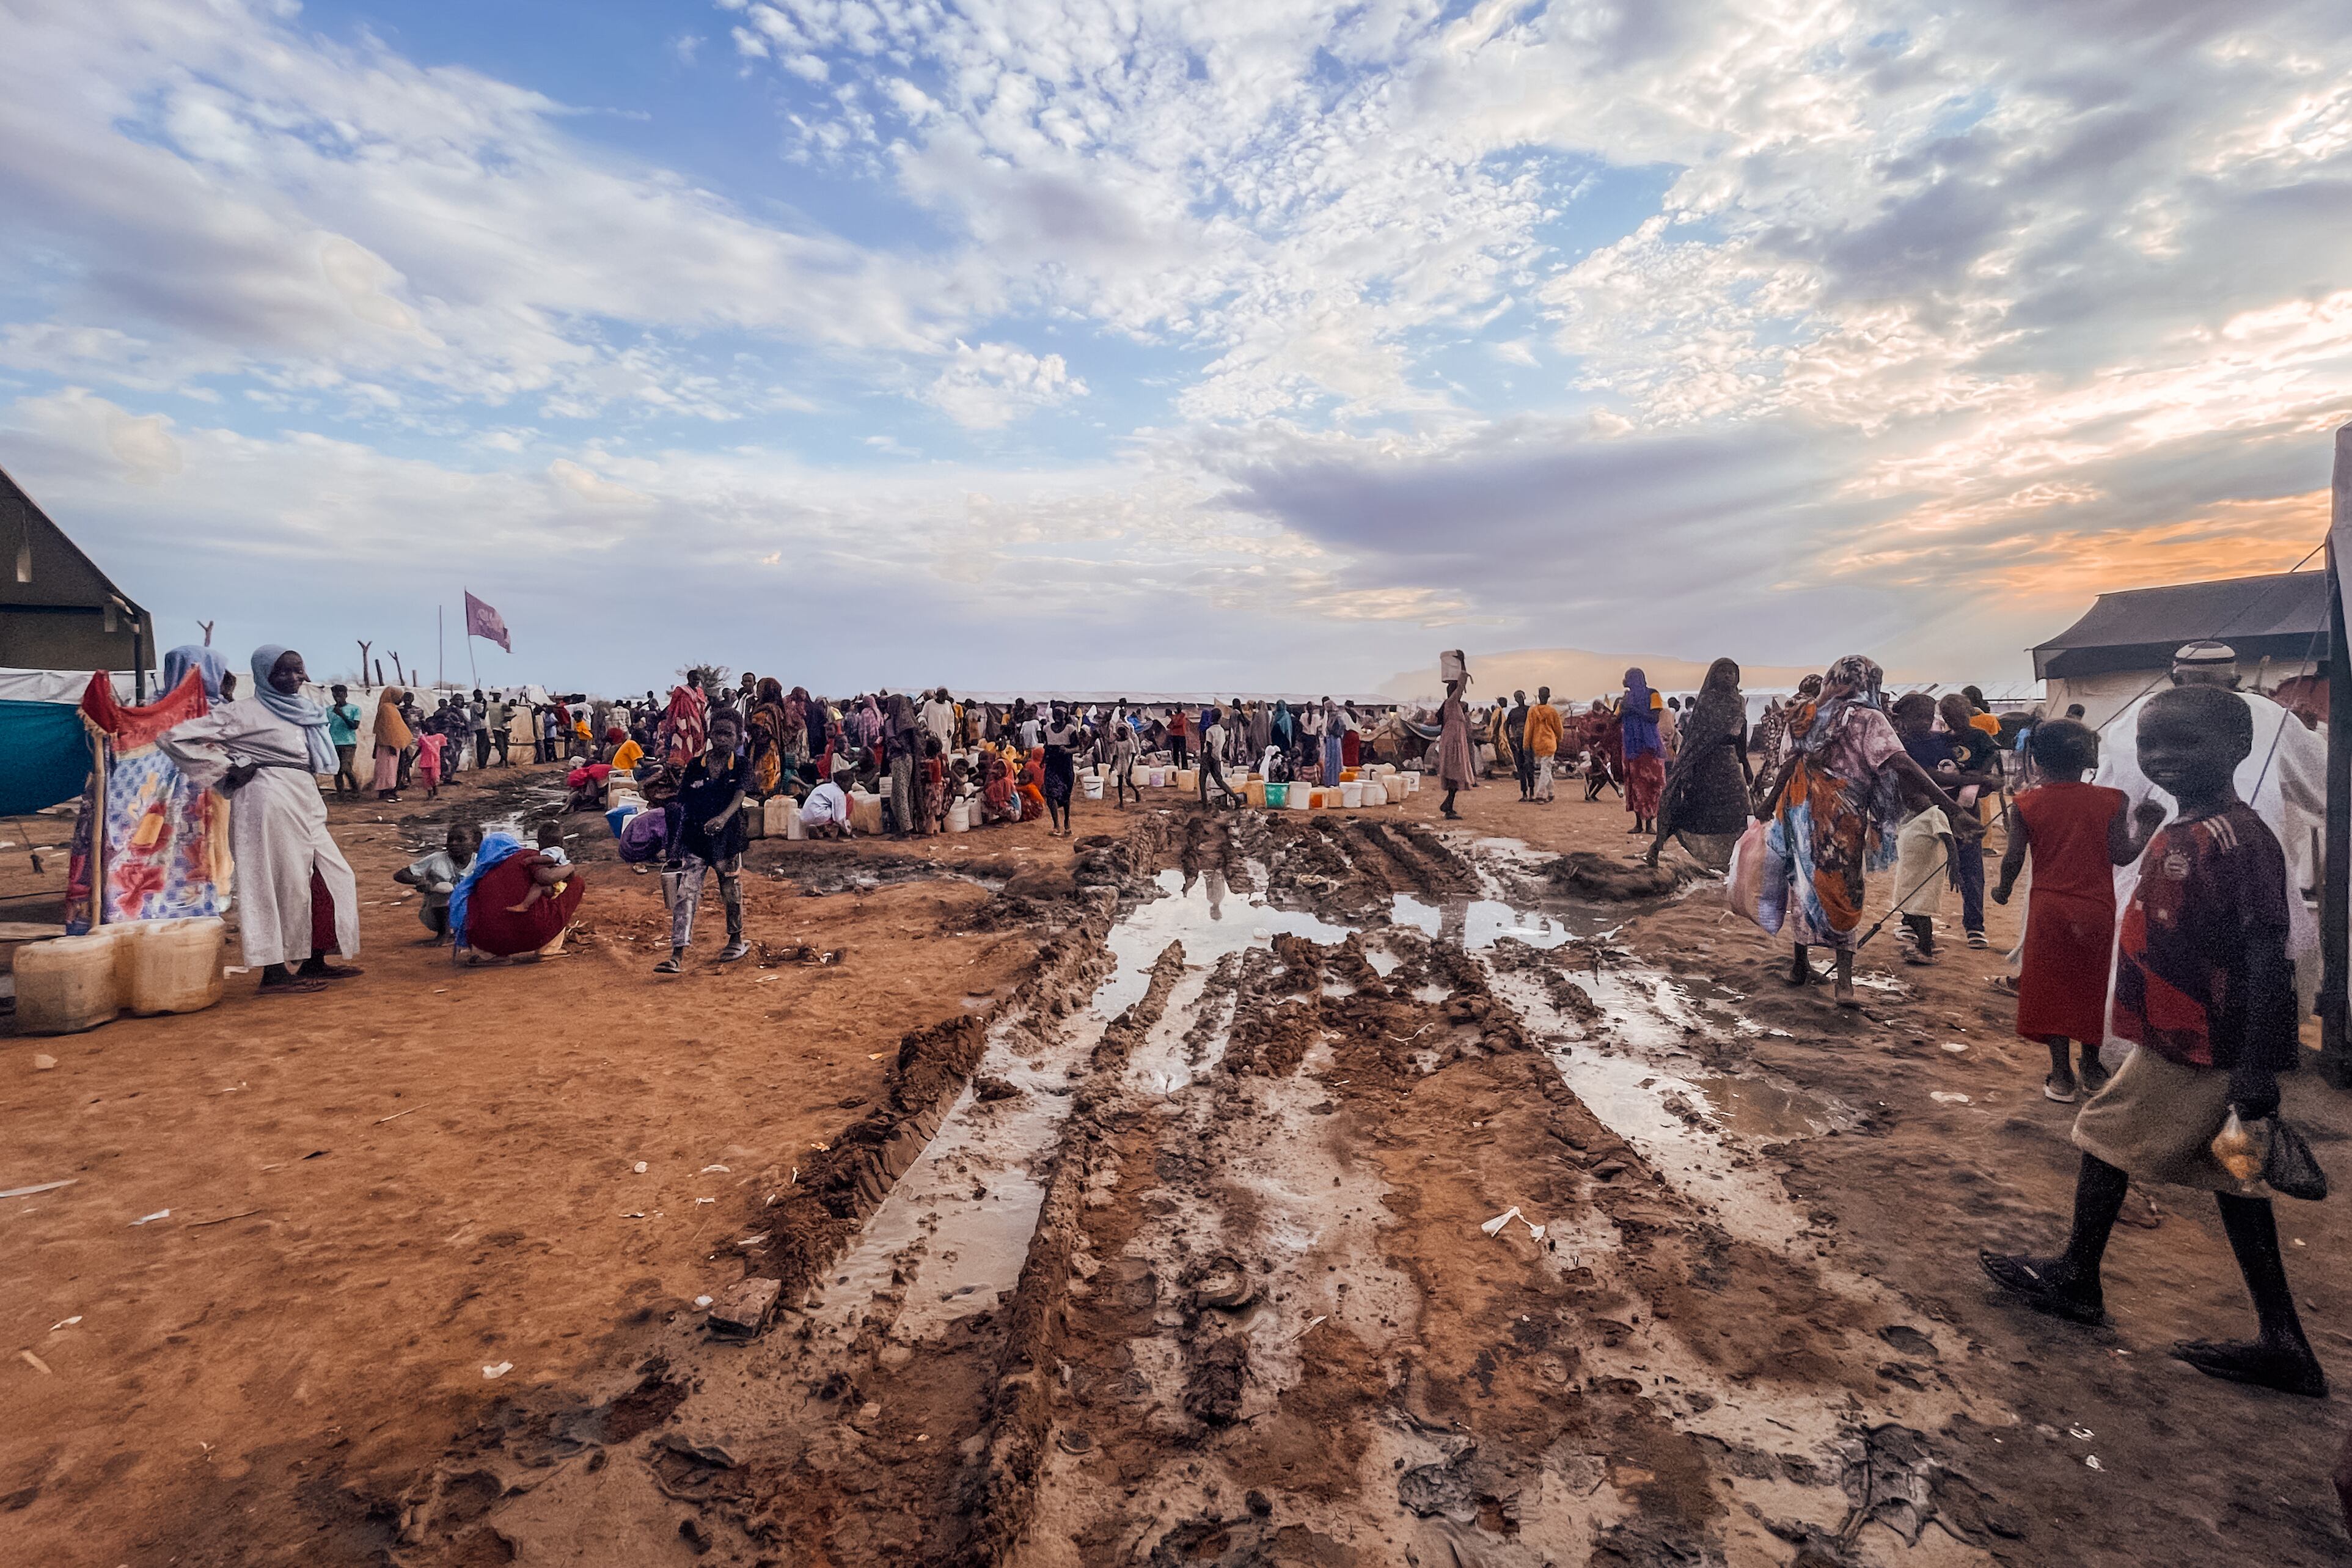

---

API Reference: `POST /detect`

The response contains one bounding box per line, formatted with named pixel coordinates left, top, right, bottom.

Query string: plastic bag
left=1723, top=819, right=1771, bottom=930
left=2210, top=1108, right=2261, bottom=1185
left=2261, top=1116, right=2329, bottom=1201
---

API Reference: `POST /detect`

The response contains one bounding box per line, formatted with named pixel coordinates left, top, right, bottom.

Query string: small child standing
left=1980, top=686, right=2324, bottom=1399
left=1992, top=719, right=2154, bottom=1102
left=415, top=730, right=446, bottom=799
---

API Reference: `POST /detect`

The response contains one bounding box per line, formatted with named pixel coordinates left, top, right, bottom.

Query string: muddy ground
left=9, top=764, right=2352, bottom=1566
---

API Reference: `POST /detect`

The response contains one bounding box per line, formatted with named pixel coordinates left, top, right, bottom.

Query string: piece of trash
left=376, top=1107, right=420, bottom=1124
left=482, top=1361, right=513, bottom=1379
left=1478, top=1205, right=1547, bottom=1242
left=31, top=1054, right=57, bottom=1071
left=49, top=1316, right=80, bottom=1331
left=224, top=965, right=251, bottom=975
left=701, top=1164, right=731, bottom=1173
left=737, top=1234, right=768, bottom=1247
left=708, top=1277, right=782, bottom=1336
left=619, top=1211, right=645, bottom=1218
left=810, top=1142, right=829, bottom=1152
left=694, top=1295, right=714, bottom=1308
left=1286, top=1315, right=1328, bottom=1343
left=2068, top=1426, right=2094, bottom=1440
left=1, top=1179, right=76, bottom=1200
left=1480, top=1206, right=1524, bottom=1237
left=695, top=1197, right=714, bottom=1205
left=1940, top=1041, right=1968, bottom=1053
left=867, top=1052, right=886, bottom=1061
left=2084, top=1455, right=2101, bottom=1471
left=131, top=1209, right=171, bottom=1226
left=1930, top=1092, right=1971, bottom=1105
left=19, top=1350, right=52, bottom=1376
left=633, top=1161, right=648, bottom=1174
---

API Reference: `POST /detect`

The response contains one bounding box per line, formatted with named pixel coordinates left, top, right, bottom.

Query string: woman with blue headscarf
left=160, top=646, right=362, bottom=993
left=1619, top=667, right=1667, bottom=836
left=161, top=643, right=230, bottom=702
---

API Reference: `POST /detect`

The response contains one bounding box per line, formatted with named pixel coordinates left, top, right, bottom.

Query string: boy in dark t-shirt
left=1979, top=685, right=2322, bottom=1398
left=656, top=709, right=753, bottom=973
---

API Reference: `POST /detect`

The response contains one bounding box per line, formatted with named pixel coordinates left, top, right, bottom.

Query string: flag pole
left=437, top=604, right=445, bottom=694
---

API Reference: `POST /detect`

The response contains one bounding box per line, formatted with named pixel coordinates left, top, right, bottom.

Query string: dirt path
left=12, top=766, right=2352, bottom=1564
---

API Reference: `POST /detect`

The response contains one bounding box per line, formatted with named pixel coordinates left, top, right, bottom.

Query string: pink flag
left=463, top=590, right=511, bottom=653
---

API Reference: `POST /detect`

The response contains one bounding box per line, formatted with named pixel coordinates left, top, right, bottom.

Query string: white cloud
left=4, top=0, right=2351, bottom=689
left=924, top=340, right=1088, bottom=428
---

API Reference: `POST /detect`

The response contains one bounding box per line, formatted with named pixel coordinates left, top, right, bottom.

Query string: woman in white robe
left=160, top=646, right=362, bottom=993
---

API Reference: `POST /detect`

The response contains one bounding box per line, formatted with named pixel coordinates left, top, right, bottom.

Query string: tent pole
left=2323, top=426, right=2352, bottom=1089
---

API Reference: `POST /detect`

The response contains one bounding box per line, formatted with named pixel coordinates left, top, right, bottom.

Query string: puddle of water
left=1364, top=950, right=1401, bottom=977
left=1689, top=1075, right=1842, bottom=1139
left=1390, top=892, right=1583, bottom=950
left=1096, top=870, right=1352, bottom=1018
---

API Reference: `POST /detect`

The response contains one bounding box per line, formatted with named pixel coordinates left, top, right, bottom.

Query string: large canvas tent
left=1, top=465, right=150, bottom=693
left=2030, top=570, right=2328, bottom=730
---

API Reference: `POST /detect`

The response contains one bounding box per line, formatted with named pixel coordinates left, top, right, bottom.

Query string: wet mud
left=380, top=804, right=2348, bottom=1568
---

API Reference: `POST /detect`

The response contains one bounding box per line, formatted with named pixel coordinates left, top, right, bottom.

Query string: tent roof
left=2031, top=570, right=2329, bottom=680
left=1, top=465, right=150, bottom=681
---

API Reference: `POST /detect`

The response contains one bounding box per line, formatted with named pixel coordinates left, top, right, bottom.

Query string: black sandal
left=2171, top=1338, right=2328, bottom=1398
left=1979, top=1251, right=2105, bottom=1325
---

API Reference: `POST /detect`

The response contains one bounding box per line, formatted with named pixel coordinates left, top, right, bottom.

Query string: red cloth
left=1341, top=730, right=1360, bottom=768
left=1625, top=752, right=1665, bottom=817
left=81, top=669, right=209, bottom=745
left=463, top=854, right=585, bottom=958
left=2113, top=803, right=2290, bottom=1070
left=309, top=867, right=338, bottom=958
left=2013, top=782, right=2124, bottom=1044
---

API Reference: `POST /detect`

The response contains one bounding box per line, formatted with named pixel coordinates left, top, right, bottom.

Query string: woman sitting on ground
left=447, top=827, right=585, bottom=962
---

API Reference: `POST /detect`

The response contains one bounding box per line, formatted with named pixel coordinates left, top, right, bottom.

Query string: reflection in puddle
left=1097, top=870, right=1355, bottom=1018
left=1389, top=892, right=1583, bottom=950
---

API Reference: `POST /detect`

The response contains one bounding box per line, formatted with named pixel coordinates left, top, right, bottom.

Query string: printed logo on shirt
left=2161, top=851, right=2191, bottom=881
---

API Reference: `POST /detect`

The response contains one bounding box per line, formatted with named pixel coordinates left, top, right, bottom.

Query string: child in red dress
left=1992, top=719, right=2156, bottom=1102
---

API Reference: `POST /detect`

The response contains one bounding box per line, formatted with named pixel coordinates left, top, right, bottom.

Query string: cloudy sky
left=2, top=0, right=2347, bottom=695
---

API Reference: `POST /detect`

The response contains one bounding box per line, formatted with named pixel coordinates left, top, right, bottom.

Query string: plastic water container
left=1245, top=780, right=1267, bottom=807
left=1264, top=782, right=1288, bottom=808
left=850, top=791, right=884, bottom=836
left=763, top=796, right=796, bottom=837
left=948, top=800, right=970, bottom=833
left=1341, top=782, right=1363, bottom=808
left=1177, top=769, right=1198, bottom=793
left=605, top=802, right=640, bottom=838
left=13, top=929, right=130, bottom=1034
left=1083, top=774, right=1105, bottom=800
left=126, top=917, right=226, bottom=1016
left=785, top=803, right=807, bottom=840
left=1404, top=772, right=1421, bottom=794
left=1341, top=768, right=1358, bottom=783
left=1365, top=781, right=1387, bottom=806
left=1288, top=783, right=1311, bottom=810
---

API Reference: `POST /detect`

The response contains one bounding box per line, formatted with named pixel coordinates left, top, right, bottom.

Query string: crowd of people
left=105, top=637, right=2342, bottom=1422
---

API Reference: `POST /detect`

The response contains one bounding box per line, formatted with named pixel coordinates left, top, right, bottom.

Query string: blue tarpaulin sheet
left=1, top=699, right=90, bottom=816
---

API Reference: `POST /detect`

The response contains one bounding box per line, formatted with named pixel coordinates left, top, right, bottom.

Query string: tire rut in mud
left=392, top=812, right=2015, bottom=1568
